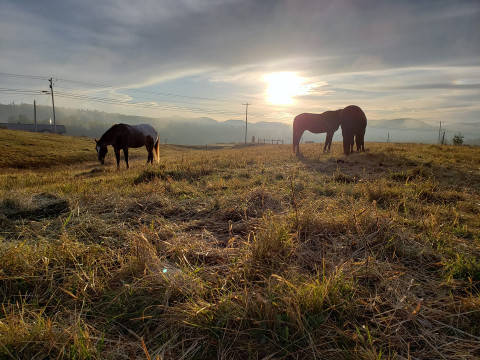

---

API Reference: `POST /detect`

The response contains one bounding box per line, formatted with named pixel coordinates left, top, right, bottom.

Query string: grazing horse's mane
left=97, top=124, right=124, bottom=144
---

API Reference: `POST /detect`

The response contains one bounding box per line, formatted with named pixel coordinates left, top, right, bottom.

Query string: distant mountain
left=1, top=103, right=479, bottom=145
left=369, top=118, right=437, bottom=129
left=223, top=119, right=246, bottom=127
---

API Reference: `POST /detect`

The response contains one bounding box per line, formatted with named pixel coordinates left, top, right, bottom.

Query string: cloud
left=1, top=0, right=479, bottom=126
left=3, top=0, right=477, bottom=81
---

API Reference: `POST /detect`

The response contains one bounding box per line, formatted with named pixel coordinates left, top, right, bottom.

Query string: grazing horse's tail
left=154, top=137, right=160, bottom=163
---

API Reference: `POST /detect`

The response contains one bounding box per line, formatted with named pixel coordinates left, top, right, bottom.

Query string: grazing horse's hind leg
left=147, top=151, right=153, bottom=164
left=123, top=148, right=129, bottom=169
left=145, top=139, right=154, bottom=165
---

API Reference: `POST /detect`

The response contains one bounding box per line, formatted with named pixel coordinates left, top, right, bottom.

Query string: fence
left=256, top=138, right=284, bottom=145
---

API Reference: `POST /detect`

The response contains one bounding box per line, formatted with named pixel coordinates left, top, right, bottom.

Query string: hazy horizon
left=2, top=102, right=479, bottom=146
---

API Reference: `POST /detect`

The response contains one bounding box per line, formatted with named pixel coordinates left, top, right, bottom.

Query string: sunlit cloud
left=263, top=72, right=328, bottom=106
left=108, top=90, right=132, bottom=102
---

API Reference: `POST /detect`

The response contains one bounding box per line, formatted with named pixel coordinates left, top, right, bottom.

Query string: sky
left=1, top=0, right=480, bottom=128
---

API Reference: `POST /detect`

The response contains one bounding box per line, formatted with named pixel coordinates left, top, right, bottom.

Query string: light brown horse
left=340, top=105, right=367, bottom=155
left=95, top=123, right=159, bottom=169
left=292, top=110, right=342, bottom=155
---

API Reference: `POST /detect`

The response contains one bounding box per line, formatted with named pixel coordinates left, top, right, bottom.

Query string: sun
left=263, top=72, right=309, bottom=106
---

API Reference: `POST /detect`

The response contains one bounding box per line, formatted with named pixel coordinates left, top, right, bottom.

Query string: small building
left=0, top=123, right=67, bottom=135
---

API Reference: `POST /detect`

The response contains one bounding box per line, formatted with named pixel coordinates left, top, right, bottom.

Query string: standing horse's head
left=95, top=139, right=108, bottom=165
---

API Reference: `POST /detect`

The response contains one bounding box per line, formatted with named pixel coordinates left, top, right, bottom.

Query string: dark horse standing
left=340, top=105, right=367, bottom=155
left=95, top=123, right=159, bottom=169
left=292, top=110, right=342, bottom=155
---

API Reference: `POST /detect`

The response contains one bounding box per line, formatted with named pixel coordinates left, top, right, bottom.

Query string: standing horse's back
left=294, top=112, right=340, bottom=133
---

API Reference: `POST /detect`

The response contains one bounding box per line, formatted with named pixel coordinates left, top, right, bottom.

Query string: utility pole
left=438, top=121, right=442, bottom=144
left=43, top=78, right=56, bottom=134
left=34, top=100, right=37, bottom=132
left=49, top=78, right=56, bottom=134
left=242, top=102, right=251, bottom=144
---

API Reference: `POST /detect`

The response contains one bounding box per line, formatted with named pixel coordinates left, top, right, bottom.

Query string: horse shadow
left=295, top=146, right=480, bottom=196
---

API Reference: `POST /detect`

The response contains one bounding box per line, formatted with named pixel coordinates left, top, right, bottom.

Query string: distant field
left=1, top=128, right=479, bottom=359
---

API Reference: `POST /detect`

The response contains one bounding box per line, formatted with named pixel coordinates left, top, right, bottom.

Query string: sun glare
left=264, top=72, right=309, bottom=106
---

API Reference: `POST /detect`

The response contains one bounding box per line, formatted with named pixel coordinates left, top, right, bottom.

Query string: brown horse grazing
left=292, top=110, right=342, bottom=155
left=95, top=123, right=159, bottom=169
left=340, top=105, right=367, bottom=155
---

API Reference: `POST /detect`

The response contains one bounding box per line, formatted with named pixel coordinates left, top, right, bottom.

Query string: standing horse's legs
left=114, top=148, right=121, bottom=169
left=347, top=137, right=354, bottom=154
left=356, top=130, right=365, bottom=152
left=342, top=132, right=354, bottom=155
left=292, top=128, right=303, bottom=155
left=123, top=148, right=129, bottom=169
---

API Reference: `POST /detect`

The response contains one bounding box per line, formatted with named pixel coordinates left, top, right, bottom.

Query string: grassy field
left=1, top=128, right=479, bottom=359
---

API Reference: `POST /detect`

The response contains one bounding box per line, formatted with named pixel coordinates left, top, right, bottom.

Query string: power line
left=0, top=88, right=44, bottom=95
left=0, top=73, right=315, bottom=120
left=54, top=91, right=246, bottom=116
left=1, top=72, right=253, bottom=118
left=53, top=76, right=236, bottom=104
left=1, top=72, right=250, bottom=106
left=0, top=72, right=49, bottom=81
left=0, top=87, right=245, bottom=117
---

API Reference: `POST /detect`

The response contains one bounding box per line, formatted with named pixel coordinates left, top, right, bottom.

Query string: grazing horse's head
left=95, top=139, right=108, bottom=165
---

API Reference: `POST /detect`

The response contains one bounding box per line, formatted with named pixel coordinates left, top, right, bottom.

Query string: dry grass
left=1, top=130, right=480, bottom=359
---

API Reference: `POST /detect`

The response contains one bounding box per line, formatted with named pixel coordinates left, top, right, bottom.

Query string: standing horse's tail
left=154, top=137, right=160, bottom=163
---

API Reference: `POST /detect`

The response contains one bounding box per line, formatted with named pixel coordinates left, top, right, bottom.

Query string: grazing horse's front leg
left=123, top=148, right=129, bottom=169
left=114, top=148, right=121, bottom=169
